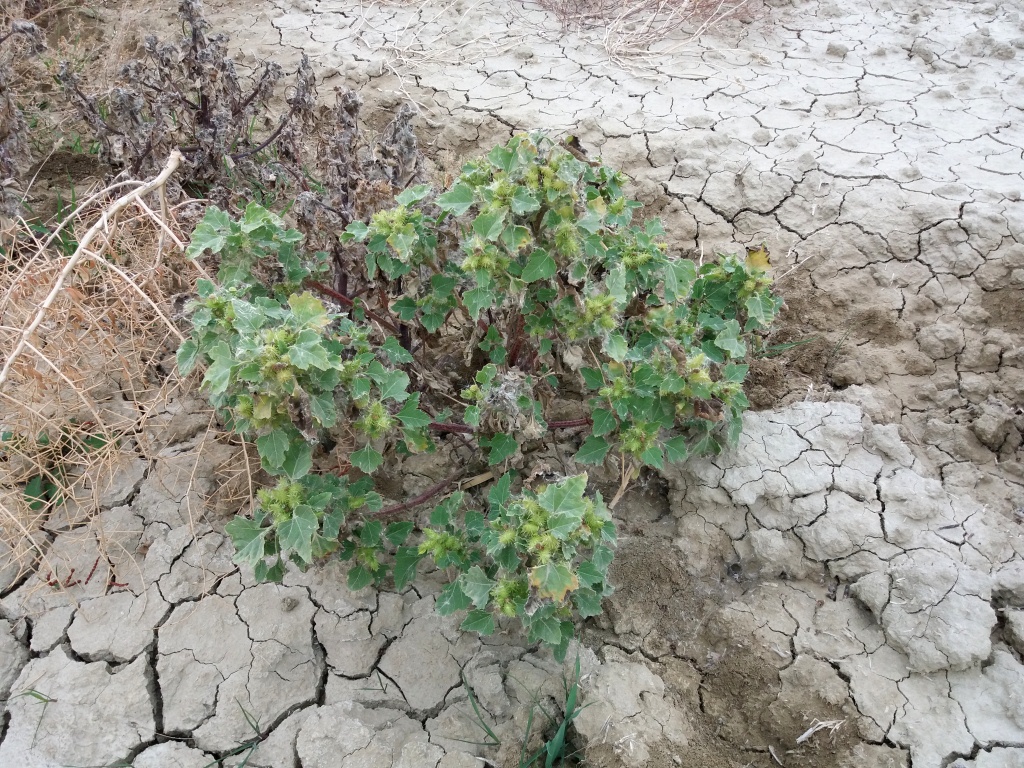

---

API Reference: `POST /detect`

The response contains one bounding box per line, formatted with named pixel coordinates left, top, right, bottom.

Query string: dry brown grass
left=0, top=152, right=207, bottom=588
left=536, top=0, right=757, bottom=65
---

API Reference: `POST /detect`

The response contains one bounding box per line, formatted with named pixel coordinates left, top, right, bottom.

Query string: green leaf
left=715, top=320, right=746, bottom=358
left=186, top=207, right=230, bottom=257
left=572, top=586, right=603, bottom=617
left=277, top=504, right=318, bottom=564
left=393, top=546, right=423, bottom=590
left=488, top=472, right=513, bottom=509
left=551, top=620, right=574, bottom=662
left=343, top=221, right=369, bottom=242
left=436, top=581, right=473, bottom=615
left=385, top=521, right=415, bottom=546
left=664, top=259, right=697, bottom=302
left=473, top=208, right=507, bottom=241
left=529, top=561, right=578, bottom=601
left=487, top=145, right=515, bottom=172
left=347, top=564, right=373, bottom=591
left=461, top=609, right=496, bottom=635
left=464, top=285, right=494, bottom=320
left=604, top=333, right=628, bottom=362
left=392, top=296, right=418, bottom=321
left=663, top=436, right=689, bottom=463
left=581, top=368, right=604, bottom=390
left=256, top=429, right=291, bottom=469
left=281, top=441, right=313, bottom=480
left=288, top=293, right=329, bottom=327
left=641, top=444, right=665, bottom=470
left=464, top=510, right=486, bottom=541
left=376, top=369, right=411, bottom=403
left=459, top=565, right=497, bottom=609
left=430, top=493, right=464, bottom=527
left=527, top=609, right=563, bottom=646
left=23, top=476, right=47, bottom=510
left=484, top=433, right=517, bottom=465
left=575, top=436, right=610, bottom=466
left=382, top=336, right=415, bottom=365
left=464, top=405, right=481, bottom=428
left=745, top=292, right=776, bottom=328
left=538, top=475, right=590, bottom=539
left=288, top=330, right=332, bottom=370
left=606, top=265, right=627, bottom=305
left=522, top=249, right=556, bottom=283
left=437, top=183, right=476, bottom=215
left=202, top=341, right=234, bottom=394
left=592, top=544, right=614, bottom=571
left=254, top=559, right=285, bottom=583
left=722, top=363, right=750, bottom=383
left=230, top=299, right=266, bottom=335
left=321, top=507, right=346, bottom=540
left=225, top=516, right=269, bottom=567
left=537, top=474, right=589, bottom=517
left=397, top=395, right=431, bottom=429
left=359, top=520, right=383, bottom=546
left=351, top=445, right=384, bottom=473
left=591, top=408, right=616, bottom=437
left=176, top=339, right=200, bottom=376
left=510, top=186, right=540, bottom=215
left=700, top=340, right=725, bottom=364
left=395, top=183, right=432, bottom=205
left=576, top=561, right=604, bottom=587
left=308, top=392, right=337, bottom=428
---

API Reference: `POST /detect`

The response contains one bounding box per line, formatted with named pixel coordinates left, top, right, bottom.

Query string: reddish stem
left=429, top=422, right=475, bottom=435
left=373, top=471, right=463, bottom=520
left=547, top=417, right=592, bottom=429
left=83, top=556, right=101, bottom=586
left=304, top=279, right=400, bottom=335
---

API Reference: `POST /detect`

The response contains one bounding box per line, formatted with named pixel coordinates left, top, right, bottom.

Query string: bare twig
left=0, top=150, right=183, bottom=389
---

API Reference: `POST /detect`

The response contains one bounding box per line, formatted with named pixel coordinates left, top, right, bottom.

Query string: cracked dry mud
left=2, top=0, right=1024, bottom=765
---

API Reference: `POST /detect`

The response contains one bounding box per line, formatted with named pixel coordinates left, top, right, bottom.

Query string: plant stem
left=547, top=417, right=591, bottom=429
left=304, top=279, right=400, bottom=334
left=374, top=470, right=463, bottom=519
left=429, top=422, right=474, bottom=434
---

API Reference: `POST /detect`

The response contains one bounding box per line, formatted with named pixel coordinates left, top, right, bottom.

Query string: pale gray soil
left=1, top=0, right=1023, bottom=766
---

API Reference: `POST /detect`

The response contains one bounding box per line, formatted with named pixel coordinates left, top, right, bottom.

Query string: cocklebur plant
left=178, top=131, right=781, bottom=657
left=393, top=473, right=614, bottom=657
left=344, top=132, right=781, bottom=483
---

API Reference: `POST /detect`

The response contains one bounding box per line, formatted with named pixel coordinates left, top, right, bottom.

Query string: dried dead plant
left=354, top=0, right=521, bottom=73
left=535, top=0, right=756, bottom=66
left=0, top=19, right=44, bottom=219
left=0, top=152, right=202, bottom=587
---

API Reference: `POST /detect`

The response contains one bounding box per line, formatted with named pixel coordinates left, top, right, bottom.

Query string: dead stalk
left=0, top=150, right=183, bottom=390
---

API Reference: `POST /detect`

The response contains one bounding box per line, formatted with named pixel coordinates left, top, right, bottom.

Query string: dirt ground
left=2, top=0, right=1023, bottom=766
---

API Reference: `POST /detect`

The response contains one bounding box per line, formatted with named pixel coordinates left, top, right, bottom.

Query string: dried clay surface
left=2, top=0, right=1024, bottom=766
